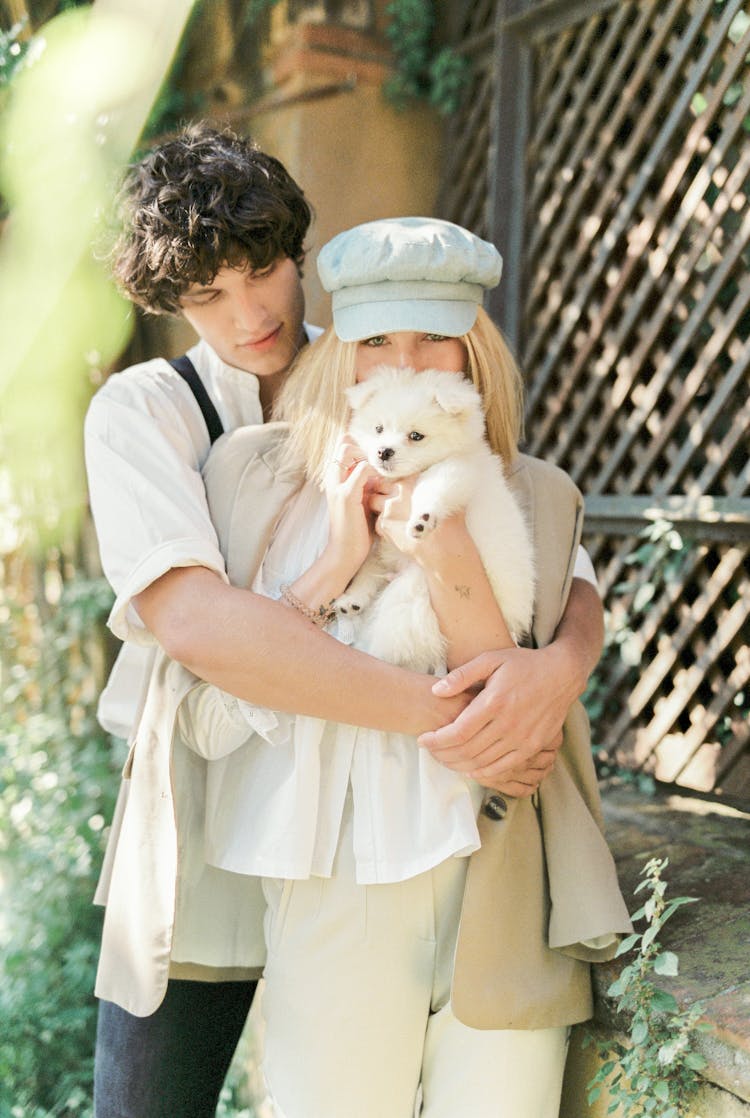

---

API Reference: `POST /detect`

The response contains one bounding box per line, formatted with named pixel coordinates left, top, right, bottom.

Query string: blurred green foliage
left=0, top=567, right=123, bottom=1117
left=0, top=6, right=140, bottom=549
left=0, top=12, right=127, bottom=1110
left=0, top=21, right=30, bottom=95
left=0, top=565, right=257, bottom=1116
left=383, top=0, right=469, bottom=116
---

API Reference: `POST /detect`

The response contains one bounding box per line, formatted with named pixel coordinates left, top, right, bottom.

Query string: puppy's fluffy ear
left=345, top=379, right=378, bottom=411
left=346, top=364, right=402, bottom=411
left=432, top=375, right=482, bottom=417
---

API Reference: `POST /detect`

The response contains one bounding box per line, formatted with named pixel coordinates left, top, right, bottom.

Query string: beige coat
left=94, top=422, right=631, bottom=1024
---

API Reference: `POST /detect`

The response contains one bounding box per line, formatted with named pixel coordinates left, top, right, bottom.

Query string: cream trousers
left=260, top=804, right=568, bottom=1118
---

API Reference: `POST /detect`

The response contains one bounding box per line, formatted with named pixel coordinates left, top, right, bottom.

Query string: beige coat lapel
left=451, top=455, right=631, bottom=1030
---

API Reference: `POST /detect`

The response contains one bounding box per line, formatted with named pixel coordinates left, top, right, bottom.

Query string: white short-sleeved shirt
left=84, top=330, right=322, bottom=738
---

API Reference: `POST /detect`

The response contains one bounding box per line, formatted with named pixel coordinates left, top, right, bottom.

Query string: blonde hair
left=274, top=306, right=524, bottom=485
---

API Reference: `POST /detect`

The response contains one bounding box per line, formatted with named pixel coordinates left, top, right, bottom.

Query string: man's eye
left=408, top=431, right=424, bottom=441
left=375, top=424, right=384, bottom=434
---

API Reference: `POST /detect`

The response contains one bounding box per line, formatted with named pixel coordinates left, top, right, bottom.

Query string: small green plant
left=383, top=0, right=469, bottom=116
left=585, top=857, right=711, bottom=1117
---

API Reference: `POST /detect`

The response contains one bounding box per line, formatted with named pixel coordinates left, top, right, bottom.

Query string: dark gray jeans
left=94, top=979, right=257, bottom=1118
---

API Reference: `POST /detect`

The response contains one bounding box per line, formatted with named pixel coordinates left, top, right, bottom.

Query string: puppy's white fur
left=336, top=366, right=535, bottom=673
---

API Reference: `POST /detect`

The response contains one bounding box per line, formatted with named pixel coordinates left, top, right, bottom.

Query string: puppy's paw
left=408, top=511, right=437, bottom=538
left=334, top=591, right=364, bottom=616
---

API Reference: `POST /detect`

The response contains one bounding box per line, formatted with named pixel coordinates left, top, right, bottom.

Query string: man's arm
left=417, top=577, right=604, bottom=782
left=135, top=566, right=467, bottom=735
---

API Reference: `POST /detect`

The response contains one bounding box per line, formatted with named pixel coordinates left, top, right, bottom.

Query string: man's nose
left=233, top=290, right=266, bottom=331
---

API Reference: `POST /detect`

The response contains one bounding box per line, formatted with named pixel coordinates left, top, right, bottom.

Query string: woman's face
left=354, top=331, right=468, bottom=382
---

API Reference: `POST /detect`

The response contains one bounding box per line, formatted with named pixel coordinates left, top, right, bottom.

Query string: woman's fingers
left=342, top=459, right=373, bottom=495
left=333, top=435, right=366, bottom=470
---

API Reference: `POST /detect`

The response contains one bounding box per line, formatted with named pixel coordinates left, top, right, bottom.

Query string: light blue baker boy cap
left=316, top=216, right=503, bottom=342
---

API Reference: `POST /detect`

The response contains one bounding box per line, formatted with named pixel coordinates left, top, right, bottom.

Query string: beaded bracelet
left=280, top=584, right=336, bottom=628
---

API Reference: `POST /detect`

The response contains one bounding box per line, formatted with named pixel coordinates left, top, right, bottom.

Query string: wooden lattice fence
left=438, top=0, right=750, bottom=803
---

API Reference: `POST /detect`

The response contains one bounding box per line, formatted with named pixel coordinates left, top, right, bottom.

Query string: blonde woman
left=173, top=218, right=631, bottom=1117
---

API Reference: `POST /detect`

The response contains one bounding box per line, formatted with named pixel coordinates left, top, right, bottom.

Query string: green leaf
left=654, top=951, right=679, bottom=976
left=653, top=1080, right=670, bottom=1102
left=684, top=1051, right=708, bottom=1071
left=662, top=897, right=698, bottom=922
left=729, top=10, right=750, bottom=42
left=607, top=974, right=628, bottom=997
left=631, top=1018, right=648, bottom=1044
left=651, top=989, right=679, bottom=1013
left=625, top=543, right=653, bottom=564
left=615, top=933, right=641, bottom=957
left=641, top=922, right=660, bottom=949
left=619, top=633, right=642, bottom=667
left=633, top=582, right=656, bottom=612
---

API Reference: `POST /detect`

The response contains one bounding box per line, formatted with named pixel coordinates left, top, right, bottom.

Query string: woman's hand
left=416, top=580, right=605, bottom=793
left=370, top=476, right=469, bottom=566
left=323, top=437, right=378, bottom=583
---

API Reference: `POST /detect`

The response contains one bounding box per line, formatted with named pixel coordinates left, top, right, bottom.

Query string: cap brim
left=332, top=299, right=478, bottom=342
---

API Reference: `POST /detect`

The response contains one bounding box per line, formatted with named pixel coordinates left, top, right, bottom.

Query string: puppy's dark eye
left=408, top=431, right=425, bottom=442
left=375, top=423, right=383, bottom=434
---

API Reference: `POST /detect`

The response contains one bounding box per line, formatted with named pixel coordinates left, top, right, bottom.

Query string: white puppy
left=335, top=365, right=535, bottom=674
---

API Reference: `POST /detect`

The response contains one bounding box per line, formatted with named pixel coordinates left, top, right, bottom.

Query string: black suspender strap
left=168, top=355, right=225, bottom=446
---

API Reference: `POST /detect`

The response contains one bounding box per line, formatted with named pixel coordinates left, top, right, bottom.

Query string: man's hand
left=417, top=580, right=604, bottom=797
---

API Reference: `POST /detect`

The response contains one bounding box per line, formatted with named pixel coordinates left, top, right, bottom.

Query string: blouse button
left=482, top=794, right=508, bottom=821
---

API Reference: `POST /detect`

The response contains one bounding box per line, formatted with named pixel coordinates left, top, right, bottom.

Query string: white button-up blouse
left=176, top=478, right=483, bottom=886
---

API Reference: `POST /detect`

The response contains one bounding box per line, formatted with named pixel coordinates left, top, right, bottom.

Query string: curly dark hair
left=112, top=122, right=313, bottom=314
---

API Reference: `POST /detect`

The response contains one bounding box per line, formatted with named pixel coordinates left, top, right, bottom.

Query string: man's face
left=178, top=257, right=306, bottom=376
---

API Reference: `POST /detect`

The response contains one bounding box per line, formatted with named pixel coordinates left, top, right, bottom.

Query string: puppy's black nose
left=377, top=446, right=395, bottom=462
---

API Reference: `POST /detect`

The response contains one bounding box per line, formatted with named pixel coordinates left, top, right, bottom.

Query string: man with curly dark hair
left=87, top=124, right=327, bottom=1118
left=110, top=121, right=311, bottom=385
left=86, top=122, right=467, bottom=1118
left=84, top=123, right=604, bottom=1117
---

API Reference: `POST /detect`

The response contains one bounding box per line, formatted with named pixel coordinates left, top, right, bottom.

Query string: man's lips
left=239, top=325, right=282, bottom=351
